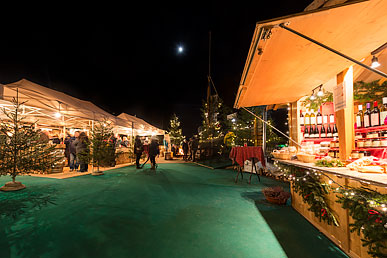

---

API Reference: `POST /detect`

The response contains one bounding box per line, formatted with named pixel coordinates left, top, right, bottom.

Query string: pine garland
left=277, top=163, right=339, bottom=226
left=275, top=161, right=387, bottom=257
left=354, top=80, right=387, bottom=104
left=336, top=187, right=387, bottom=258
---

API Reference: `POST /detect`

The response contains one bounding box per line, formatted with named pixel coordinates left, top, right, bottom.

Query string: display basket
left=278, top=153, right=291, bottom=160
left=272, top=152, right=280, bottom=159
left=303, top=155, right=316, bottom=163
left=263, top=194, right=288, bottom=205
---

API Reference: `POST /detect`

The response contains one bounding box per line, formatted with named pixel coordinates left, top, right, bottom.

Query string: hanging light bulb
left=317, top=85, right=324, bottom=97
left=55, top=112, right=61, bottom=118
left=371, top=55, right=380, bottom=68
left=310, top=90, right=316, bottom=100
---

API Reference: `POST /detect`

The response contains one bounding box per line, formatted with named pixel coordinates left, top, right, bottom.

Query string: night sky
left=0, top=1, right=311, bottom=137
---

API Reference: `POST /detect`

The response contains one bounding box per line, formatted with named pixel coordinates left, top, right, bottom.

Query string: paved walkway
left=0, top=163, right=347, bottom=258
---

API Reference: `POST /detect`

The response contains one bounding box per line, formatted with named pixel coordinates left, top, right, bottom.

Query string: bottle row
left=355, top=98, right=387, bottom=128
left=300, top=108, right=334, bottom=126
left=303, top=124, right=338, bottom=138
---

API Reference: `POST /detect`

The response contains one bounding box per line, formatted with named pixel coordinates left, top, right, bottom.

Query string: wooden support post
left=335, top=67, right=355, bottom=161
left=289, top=101, right=300, bottom=148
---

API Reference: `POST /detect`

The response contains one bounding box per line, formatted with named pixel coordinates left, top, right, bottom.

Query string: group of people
left=134, top=135, right=160, bottom=170
left=178, top=136, right=199, bottom=161
left=64, top=131, right=90, bottom=172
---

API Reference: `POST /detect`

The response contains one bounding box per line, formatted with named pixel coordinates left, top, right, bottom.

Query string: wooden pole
left=335, top=67, right=355, bottom=161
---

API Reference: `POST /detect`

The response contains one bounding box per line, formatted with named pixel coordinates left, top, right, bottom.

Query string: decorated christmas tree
left=0, top=97, right=60, bottom=191
left=199, top=95, right=227, bottom=141
left=168, top=113, right=184, bottom=146
left=90, top=121, right=115, bottom=175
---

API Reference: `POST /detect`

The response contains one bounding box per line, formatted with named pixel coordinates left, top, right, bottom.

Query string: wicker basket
left=297, top=154, right=305, bottom=162
left=272, top=152, right=280, bottom=159
left=279, top=153, right=291, bottom=160
left=264, top=194, right=288, bottom=205
left=303, top=155, right=316, bottom=163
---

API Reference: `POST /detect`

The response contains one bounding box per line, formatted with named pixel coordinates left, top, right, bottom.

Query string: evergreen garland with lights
left=275, top=162, right=339, bottom=226
left=274, top=161, right=387, bottom=257
left=336, top=187, right=387, bottom=258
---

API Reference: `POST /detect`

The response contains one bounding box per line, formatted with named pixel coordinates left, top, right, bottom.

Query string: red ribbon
left=368, top=209, right=381, bottom=221
left=375, top=218, right=382, bottom=223
left=304, top=193, right=311, bottom=199
left=321, top=208, right=327, bottom=217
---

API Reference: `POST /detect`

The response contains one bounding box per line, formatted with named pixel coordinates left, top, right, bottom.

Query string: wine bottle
left=309, top=125, right=314, bottom=138
left=327, top=125, right=332, bottom=138
left=323, top=113, right=328, bottom=125
left=356, top=105, right=364, bottom=129
left=316, top=108, right=322, bottom=125
left=380, top=97, right=387, bottom=125
left=364, top=103, right=371, bottom=128
left=321, top=125, right=326, bottom=138
left=370, top=101, right=380, bottom=127
left=310, top=109, right=316, bottom=125
left=329, top=113, right=335, bottom=124
left=300, top=110, right=304, bottom=126
left=304, top=126, right=309, bottom=138
left=315, top=125, right=320, bottom=138
left=305, top=109, right=310, bottom=126
left=333, top=124, right=338, bottom=137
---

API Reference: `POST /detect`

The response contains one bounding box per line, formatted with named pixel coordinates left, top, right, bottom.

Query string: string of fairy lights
left=273, top=160, right=387, bottom=212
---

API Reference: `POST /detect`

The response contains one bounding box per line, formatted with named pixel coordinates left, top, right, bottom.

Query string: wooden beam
left=304, top=0, right=326, bottom=11
left=335, top=67, right=355, bottom=161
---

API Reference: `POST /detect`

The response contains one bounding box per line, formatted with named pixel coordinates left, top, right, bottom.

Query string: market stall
left=0, top=79, right=163, bottom=170
left=235, top=1, right=387, bottom=257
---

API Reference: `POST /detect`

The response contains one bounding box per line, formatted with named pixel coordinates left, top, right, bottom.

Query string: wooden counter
left=276, top=159, right=387, bottom=258
left=276, top=159, right=387, bottom=187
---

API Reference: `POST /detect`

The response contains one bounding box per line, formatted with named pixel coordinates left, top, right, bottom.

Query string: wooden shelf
left=331, top=147, right=387, bottom=151
left=355, top=125, right=387, bottom=133
left=302, top=138, right=335, bottom=143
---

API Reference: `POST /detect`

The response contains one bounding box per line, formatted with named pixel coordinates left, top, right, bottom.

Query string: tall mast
left=206, top=31, right=211, bottom=127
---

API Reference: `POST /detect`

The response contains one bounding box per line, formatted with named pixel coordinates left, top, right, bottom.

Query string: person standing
left=64, top=133, right=71, bottom=169
left=188, top=137, right=193, bottom=161
left=69, top=131, right=80, bottom=171
left=74, top=131, right=89, bottom=172
left=134, top=136, right=144, bottom=169
left=182, top=139, right=188, bottom=161
left=191, top=136, right=199, bottom=162
left=149, top=137, right=160, bottom=170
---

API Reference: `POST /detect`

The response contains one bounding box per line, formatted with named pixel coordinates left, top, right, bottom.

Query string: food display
left=315, top=156, right=344, bottom=167
left=346, top=156, right=386, bottom=173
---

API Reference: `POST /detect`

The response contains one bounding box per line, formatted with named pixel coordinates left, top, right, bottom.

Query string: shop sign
left=333, top=82, right=346, bottom=112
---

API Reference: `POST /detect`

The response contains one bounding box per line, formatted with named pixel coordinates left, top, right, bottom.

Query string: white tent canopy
left=0, top=79, right=160, bottom=135
left=118, top=113, right=164, bottom=136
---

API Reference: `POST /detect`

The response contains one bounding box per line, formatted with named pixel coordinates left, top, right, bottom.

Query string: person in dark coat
left=149, top=138, right=160, bottom=170
left=74, top=131, right=89, bottom=172
left=64, top=133, right=71, bottom=168
left=188, top=138, right=193, bottom=161
left=69, top=131, right=80, bottom=171
left=182, top=139, right=188, bottom=161
left=134, top=136, right=144, bottom=169
left=191, top=136, right=199, bottom=162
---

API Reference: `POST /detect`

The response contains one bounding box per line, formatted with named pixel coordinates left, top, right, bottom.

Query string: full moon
left=178, top=46, right=184, bottom=53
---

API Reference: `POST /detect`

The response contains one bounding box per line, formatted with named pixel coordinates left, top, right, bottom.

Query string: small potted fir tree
left=0, top=96, right=60, bottom=191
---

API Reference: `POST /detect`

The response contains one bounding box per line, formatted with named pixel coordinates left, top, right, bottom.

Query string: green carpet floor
left=0, top=163, right=348, bottom=258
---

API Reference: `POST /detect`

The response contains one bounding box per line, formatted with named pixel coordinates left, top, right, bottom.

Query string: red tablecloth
left=229, top=146, right=266, bottom=167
